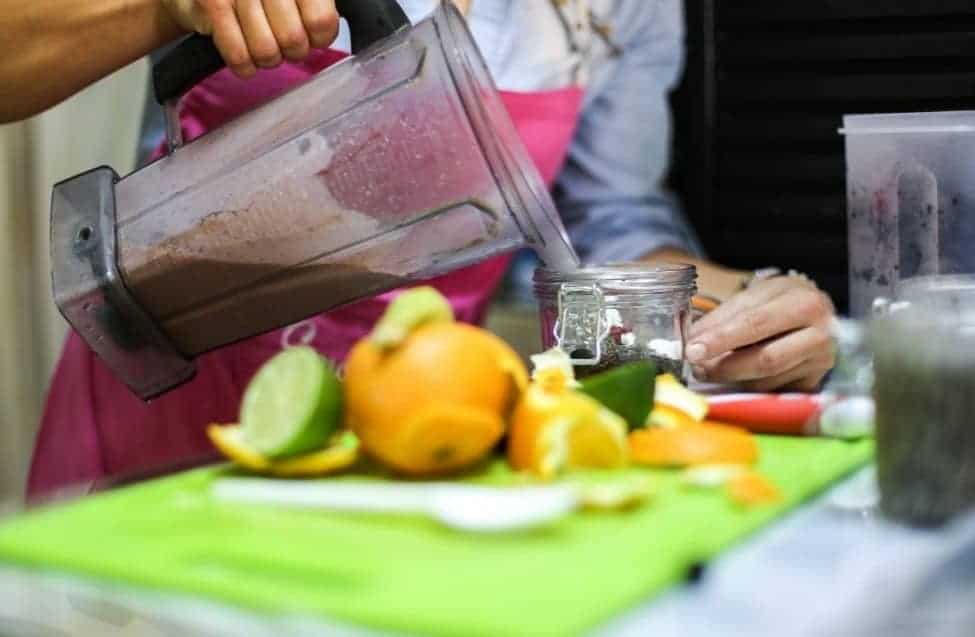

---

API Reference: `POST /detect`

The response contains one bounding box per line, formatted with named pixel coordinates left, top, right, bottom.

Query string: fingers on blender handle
left=298, top=0, right=341, bottom=49
left=212, top=10, right=258, bottom=76
left=262, top=0, right=311, bottom=62
left=237, top=0, right=283, bottom=68
left=152, top=0, right=408, bottom=105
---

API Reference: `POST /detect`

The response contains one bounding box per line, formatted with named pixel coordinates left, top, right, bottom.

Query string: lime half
left=578, top=361, right=655, bottom=430
left=240, top=346, right=342, bottom=458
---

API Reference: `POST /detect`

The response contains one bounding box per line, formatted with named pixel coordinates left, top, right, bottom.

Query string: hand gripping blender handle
left=152, top=0, right=411, bottom=105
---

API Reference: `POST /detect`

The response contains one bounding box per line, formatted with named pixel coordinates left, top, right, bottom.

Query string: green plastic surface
left=0, top=437, right=872, bottom=637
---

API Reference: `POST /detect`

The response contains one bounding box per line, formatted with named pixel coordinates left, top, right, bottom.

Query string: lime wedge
left=370, top=286, right=454, bottom=348
left=240, top=346, right=342, bottom=458
left=578, top=361, right=655, bottom=429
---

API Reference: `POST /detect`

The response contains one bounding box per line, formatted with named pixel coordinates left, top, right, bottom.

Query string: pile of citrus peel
left=208, top=287, right=781, bottom=510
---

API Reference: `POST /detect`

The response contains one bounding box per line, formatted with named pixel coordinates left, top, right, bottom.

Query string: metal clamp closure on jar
left=555, top=283, right=610, bottom=365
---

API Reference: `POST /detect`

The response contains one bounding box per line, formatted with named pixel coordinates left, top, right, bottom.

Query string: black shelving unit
left=669, top=0, right=975, bottom=312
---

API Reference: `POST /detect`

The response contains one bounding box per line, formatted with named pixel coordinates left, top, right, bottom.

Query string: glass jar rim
left=897, top=274, right=975, bottom=300
left=533, top=262, right=697, bottom=295
left=869, top=307, right=975, bottom=363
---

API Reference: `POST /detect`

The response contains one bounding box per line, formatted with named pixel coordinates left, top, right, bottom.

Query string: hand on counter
left=686, top=275, right=836, bottom=392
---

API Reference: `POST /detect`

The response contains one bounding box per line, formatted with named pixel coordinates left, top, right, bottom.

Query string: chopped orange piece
left=726, top=471, right=782, bottom=506
left=629, top=423, right=758, bottom=467
left=566, top=411, right=629, bottom=469
left=508, top=375, right=628, bottom=479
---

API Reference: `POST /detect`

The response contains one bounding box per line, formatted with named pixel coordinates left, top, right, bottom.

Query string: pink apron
left=27, top=48, right=584, bottom=498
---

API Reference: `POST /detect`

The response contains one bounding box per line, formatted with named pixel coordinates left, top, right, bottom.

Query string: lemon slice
left=647, top=404, right=697, bottom=429
left=370, top=286, right=454, bottom=348
left=571, top=474, right=655, bottom=510
left=680, top=464, right=748, bottom=488
left=534, top=399, right=629, bottom=478
left=240, top=346, right=342, bottom=458
left=653, top=374, right=708, bottom=422
left=208, top=425, right=359, bottom=477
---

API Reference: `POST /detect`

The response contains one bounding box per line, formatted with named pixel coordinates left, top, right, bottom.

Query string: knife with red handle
left=706, top=393, right=823, bottom=436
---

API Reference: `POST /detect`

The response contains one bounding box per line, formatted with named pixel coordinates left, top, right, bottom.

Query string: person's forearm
left=0, top=0, right=184, bottom=123
left=641, top=248, right=748, bottom=302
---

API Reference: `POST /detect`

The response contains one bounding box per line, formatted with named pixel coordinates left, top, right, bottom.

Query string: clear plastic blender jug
left=51, top=1, right=578, bottom=399
left=841, top=111, right=975, bottom=317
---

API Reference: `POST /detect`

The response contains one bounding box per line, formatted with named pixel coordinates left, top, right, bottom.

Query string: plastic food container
left=841, top=111, right=975, bottom=317
left=533, top=264, right=697, bottom=380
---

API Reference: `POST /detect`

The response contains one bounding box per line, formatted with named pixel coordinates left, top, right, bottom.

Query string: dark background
left=667, top=0, right=975, bottom=314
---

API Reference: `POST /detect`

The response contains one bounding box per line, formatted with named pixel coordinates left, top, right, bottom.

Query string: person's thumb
left=161, top=0, right=214, bottom=35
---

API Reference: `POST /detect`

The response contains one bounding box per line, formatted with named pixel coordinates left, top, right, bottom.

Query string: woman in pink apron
left=28, top=0, right=837, bottom=497
left=28, top=2, right=592, bottom=497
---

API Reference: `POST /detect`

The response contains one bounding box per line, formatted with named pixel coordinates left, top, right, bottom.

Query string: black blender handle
left=152, top=0, right=410, bottom=105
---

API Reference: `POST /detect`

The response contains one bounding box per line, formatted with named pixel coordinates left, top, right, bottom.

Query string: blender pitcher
left=51, top=0, right=579, bottom=399
left=841, top=111, right=975, bottom=317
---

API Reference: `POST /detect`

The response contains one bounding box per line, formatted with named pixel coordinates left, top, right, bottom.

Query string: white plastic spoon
left=211, top=478, right=579, bottom=533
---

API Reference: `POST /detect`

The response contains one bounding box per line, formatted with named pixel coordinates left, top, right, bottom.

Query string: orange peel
left=726, top=471, right=782, bottom=506
left=629, top=422, right=758, bottom=467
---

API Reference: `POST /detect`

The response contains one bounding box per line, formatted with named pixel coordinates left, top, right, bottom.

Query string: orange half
left=377, top=402, right=504, bottom=477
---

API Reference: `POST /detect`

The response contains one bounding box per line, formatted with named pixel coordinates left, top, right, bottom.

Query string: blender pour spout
left=164, top=99, right=184, bottom=154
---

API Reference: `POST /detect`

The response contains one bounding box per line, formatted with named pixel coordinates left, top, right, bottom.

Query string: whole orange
left=343, top=322, right=528, bottom=475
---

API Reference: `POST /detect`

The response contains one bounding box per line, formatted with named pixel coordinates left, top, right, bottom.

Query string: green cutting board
left=0, top=437, right=871, bottom=637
